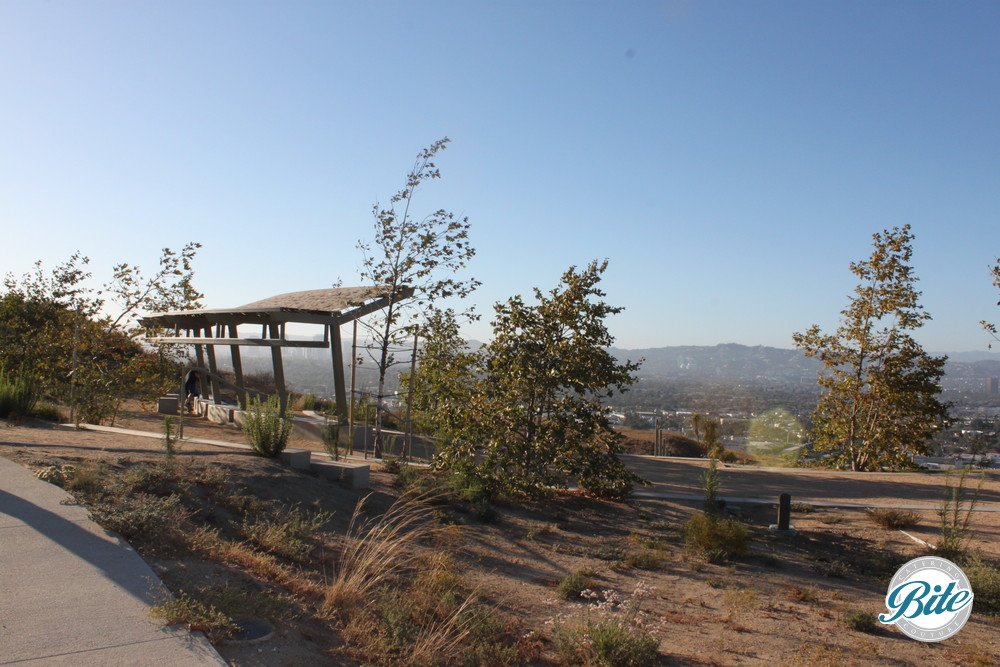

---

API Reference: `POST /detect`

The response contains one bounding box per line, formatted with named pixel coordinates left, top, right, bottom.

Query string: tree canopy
left=793, top=225, right=948, bottom=471
left=412, top=260, right=643, bottom=498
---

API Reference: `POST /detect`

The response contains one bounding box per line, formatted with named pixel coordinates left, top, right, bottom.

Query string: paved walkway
left=0, top=457, right=225, bottom=666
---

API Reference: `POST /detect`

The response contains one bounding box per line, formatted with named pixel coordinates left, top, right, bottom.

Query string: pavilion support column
left=228, top=324, right=247, bottom=409
left=268, top=323, right=288, bottom=415
left=330, top=322, right=348, bottom=423
left=194, top=343, right=209, bottom=399
left=203, top=326, right=222, bottom=405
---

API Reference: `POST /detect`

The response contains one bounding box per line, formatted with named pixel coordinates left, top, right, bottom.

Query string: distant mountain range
left=222, top=339, right=1000, bottom=394
left=609, top=343, right=1000, bottom=384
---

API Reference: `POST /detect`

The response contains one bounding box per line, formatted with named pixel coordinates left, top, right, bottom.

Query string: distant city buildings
left=988, top=376, right=999, bottom=395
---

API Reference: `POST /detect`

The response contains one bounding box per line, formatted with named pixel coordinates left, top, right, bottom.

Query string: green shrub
left=150, top=592, right=236, bottom=641
left=683, top=512, right=748, bottom=562
left=624, top=548, right=663, bottom=570
left=965, top=557, right=1000, bottom=615
left=88, top=493, right=186, bottom=541
left=701, top=458, right=721, bottom=514
left=554, top=617, right=658, bottom=667
left=382, top=455, right=402, bottom=474
left=395, top=463, right=422, bottom=489
left=557, top=570, right=595, bottom=600
left=0, top=369, right=40, bottom=420
left=242, top=395, right=292, bottom=458
left=321, top=422, right=341, bottom=460
left=867, top=508, right=918, bottom=530
left=162, top=416, right=177, bottom=458
left=241, top=505, right=331, bottom=562
left=841, top=608, right=877, bottom=633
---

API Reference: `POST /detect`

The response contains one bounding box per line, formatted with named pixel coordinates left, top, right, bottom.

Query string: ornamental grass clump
left=242, top=395, right=292, bottom=458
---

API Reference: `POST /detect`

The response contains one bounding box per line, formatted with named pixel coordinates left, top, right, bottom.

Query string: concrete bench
left=157, top=395, right=179, bottom=415
left=278, top=448, right=312, bottom=470
left=206, top=404, right=234, bottom=425
left=310, top=460, right=370, bottom=489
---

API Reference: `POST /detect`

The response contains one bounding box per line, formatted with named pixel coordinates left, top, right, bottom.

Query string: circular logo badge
left=879, top=556, right=974, bottom=642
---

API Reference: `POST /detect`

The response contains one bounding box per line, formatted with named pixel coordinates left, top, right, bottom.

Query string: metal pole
left=404, top=329, right=418, bottom=461
left=349, top=319, right=357, bottom=456
left=178, top=369, right=185, bottom=440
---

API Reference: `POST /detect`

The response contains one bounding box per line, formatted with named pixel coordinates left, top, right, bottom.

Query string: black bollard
left=778, top=493, right=791, bottom=531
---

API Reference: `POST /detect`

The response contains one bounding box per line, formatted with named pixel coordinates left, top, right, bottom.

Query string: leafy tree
left=0, top=244, right=202, bottom=423
left=981, top=257, right=1000, bottom=348
left=793, top=225, right=948, bottom=471
left=426, top=260, right=643, bottom=499
left=402, top=307, right=478, bottom=443
left=357, top=138, right=478, bottom=457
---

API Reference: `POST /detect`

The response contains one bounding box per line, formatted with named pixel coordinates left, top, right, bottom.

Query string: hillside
left=3, top=414, right=998, bottom=665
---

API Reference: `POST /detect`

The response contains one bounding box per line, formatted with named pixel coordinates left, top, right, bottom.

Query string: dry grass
left=187, top=527, right=325, bottom=599
left=325, top=492, right=440, bottom=613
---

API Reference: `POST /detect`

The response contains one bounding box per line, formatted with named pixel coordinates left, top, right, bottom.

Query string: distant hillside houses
left=913, top=453, right=1000, bottom=471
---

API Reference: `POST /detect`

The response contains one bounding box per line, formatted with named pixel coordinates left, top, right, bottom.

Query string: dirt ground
left=2, top=411, right=999, bottom=666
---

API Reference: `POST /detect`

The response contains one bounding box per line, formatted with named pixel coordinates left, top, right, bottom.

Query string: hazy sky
left=1, top=1, right=997, bottom=351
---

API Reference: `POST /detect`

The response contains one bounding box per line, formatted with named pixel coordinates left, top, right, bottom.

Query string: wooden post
left=228, top=324, right=246, bottom=409
left=404, top=329, right=418, bottom=461
left=268, top=323, right=287, bottom=415
left=778, top=493, right=791, bottom=531
left=204, top=326, right=222, bottom=405
left=330, top=321, right=348, bottom=423
left=349, top=319, right=357, bottom=456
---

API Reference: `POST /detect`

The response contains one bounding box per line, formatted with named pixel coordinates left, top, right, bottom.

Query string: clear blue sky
left=1, top=1, right=997, bottom=351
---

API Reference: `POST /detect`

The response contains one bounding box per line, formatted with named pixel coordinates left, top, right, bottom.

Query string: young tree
left=357, top=138, right=478, bottom=457
left=793, top=225, right=948, bottom=471
left=429, top=260, right=643, bottom=498
left=981, top=257, right=1000, bottom=348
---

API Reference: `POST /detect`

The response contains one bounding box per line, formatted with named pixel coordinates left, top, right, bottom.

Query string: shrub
left=242, top=395, right=292, bottom=458
left=938, top=468, right=984, bottom=559
left=0, top=369, right=40, bottom=420
left=557, top=570, right=595, bottom=600
left=150, top=591, right=236, bottom=641
left=65, top=463, right=106, bottom=494
left=623, top=549, right=663, bottom=570
left=88, top=493, right=187, bottom=541
left=117, top=463, right=177, bottom=496
left=964, top=557, right=1000, bottom=615
left=866, top=508, right=918, bottom=530
left=30, top=402, right=64, bottom=422
left=162, top=416, right=177, bottom=458
left=321, top=422, right=341, bottom=460
left=701, top=458, right=721, bottom=514
left=241, top=505, right=331, bottom=562
left=684, top=513, right=748, bottom=562
left=553, top=615, right=658, bottom=667
left=841, top=608, right=877, bottom=633
left=382, top=456, right=402, bottom=474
